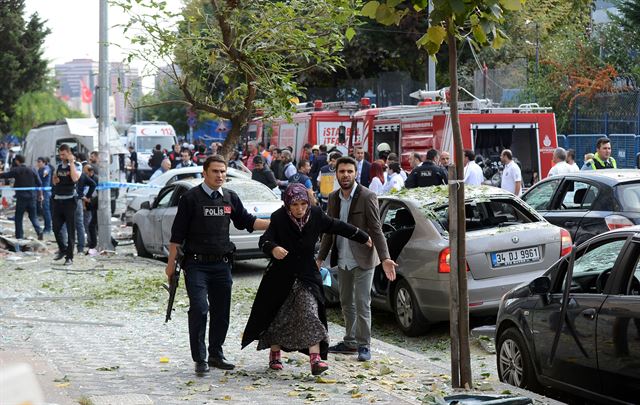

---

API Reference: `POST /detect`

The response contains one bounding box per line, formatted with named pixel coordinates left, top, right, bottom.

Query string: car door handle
left=564, top=221, right=576, bottom=227
left=581, top=308, right=597, bottom=320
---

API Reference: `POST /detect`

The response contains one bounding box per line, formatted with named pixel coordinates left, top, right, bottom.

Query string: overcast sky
left=24, top=0, right=182, bottom=91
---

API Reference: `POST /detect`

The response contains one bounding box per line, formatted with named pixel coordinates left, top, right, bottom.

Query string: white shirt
left=568, top=162, right=580, bottom=172
left=464, top=161, right=484, bottom=186
left=382, top=173, right=404, bottom=194
left=283, top=162, right=297, bottom=178
left=548, top=161, right=576, bottom=177
left=501, top=161, right=522, bottom=196
left=356, top=159, right=364, bottom=183
left=368, top=176, right=384, bottom=195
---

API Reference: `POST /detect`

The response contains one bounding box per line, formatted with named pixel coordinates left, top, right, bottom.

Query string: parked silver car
left=132, top=177, right=282, bottom=260
left=324, top=185, right=572, bottom=336
left=124, top=166, right=250, bottom=224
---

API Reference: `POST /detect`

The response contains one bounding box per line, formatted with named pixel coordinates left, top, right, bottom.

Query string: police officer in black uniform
left=405, top=148, right=448, bottom=189
left=165, top=155, right=270, bottom=375
left=52, top=144, right=81, bottom=265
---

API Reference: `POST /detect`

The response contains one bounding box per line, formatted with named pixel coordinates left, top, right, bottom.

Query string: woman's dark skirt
left=257, top=280, right=329, bottom=351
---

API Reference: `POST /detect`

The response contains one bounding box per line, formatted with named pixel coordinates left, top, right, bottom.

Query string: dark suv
left=522, top=170, right=640, bottom=245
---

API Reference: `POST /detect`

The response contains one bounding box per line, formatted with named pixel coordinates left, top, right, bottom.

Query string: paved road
left=0, top=241, right=561, bottom=404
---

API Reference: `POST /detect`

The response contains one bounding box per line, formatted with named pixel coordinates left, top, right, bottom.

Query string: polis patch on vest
left=204, top=205, right=231, bottom=216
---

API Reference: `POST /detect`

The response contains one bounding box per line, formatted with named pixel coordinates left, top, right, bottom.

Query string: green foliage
left=0, top=0, right=51, bottom=133
left=361, top=0, right=525, bottom=56
left=9, top=91, right=85, bottom=138
left=115, top=0, right=358, bottom=155
left=616, top=0, right=640, bottom=28
left=138, top=81, right=190, bottom=136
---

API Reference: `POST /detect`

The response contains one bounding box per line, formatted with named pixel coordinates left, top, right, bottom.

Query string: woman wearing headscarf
left=241, top=183, right=371, bottom=375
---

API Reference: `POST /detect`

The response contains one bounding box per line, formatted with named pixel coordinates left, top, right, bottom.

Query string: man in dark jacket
left=405, top=149, right=448, bottom=188
left=317, top=156, right=397, bottom=362
left=269, top=148, right=284, bottom=180
left=310, top=144, right=328, bottom=190
left=353, top=146, right=371, bottom=188
left=148, top=144, right=165, bottom=171
left=0, top=155, right=43, bottom=240
left=251, top=156, right=277, bottom=189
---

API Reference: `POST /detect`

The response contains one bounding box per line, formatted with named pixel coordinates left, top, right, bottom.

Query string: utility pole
left=535, top=22, right=539, bottom=77
left=98, top=0, right=113, bottom=251
left=426, top=1, right=436, bottom=91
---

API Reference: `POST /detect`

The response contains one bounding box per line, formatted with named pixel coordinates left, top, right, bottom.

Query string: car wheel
left=133, top=226, right=152, bottom=258
left=497, top=327, right=539, bottom=390
left=393, top=279, right=429, bottom=336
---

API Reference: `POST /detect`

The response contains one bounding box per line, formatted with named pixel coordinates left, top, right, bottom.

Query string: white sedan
left=132, top=177, right=282, bottom=260
left=124, top=166, right=250, bottom=224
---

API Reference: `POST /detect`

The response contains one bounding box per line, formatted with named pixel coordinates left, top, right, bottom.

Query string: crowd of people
left=0, top=145, right=115, bottom=263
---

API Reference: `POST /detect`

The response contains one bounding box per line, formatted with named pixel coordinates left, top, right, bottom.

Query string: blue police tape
left=0, top=182, right=163, bottom=192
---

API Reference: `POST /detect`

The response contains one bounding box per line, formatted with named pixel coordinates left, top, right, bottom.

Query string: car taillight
left=438, top=247, right=470, bottom=273
left=605, top=214, right=634, bottom=231
left=560, top=228, right=572, bottom=257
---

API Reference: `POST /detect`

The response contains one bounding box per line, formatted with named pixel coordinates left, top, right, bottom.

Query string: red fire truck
left=251, top=89, right=559, bottom=186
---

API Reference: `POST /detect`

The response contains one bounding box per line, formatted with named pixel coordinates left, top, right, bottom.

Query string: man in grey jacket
left=317, top=156, right=397, bottom=362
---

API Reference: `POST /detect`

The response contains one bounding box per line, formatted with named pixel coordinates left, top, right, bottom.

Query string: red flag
left=80, top=79, right=93, bottom=104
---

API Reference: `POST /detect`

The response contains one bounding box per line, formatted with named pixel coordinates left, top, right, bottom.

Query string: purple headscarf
left=284, top=183, right=311, bottom=231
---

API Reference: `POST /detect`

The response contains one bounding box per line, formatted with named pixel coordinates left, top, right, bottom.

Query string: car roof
left=539, top=169, right=640, bottom=187
left=380, top=185, right=516, bottom=208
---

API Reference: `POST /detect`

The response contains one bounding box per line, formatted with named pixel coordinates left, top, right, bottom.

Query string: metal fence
left=304, top=71, right=425, bottom=107
left=572, top=92, right=640, bottom=135
left=561, top=92, right=640, bottom=167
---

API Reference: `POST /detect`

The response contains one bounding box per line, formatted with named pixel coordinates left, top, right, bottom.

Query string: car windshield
left=432, top=198, right=538, bottom=233
left=616, top=183, right=640, bottom=212
left=224, top=181, right=279, bottom=202
left=136, top=136, right=174, bottom=153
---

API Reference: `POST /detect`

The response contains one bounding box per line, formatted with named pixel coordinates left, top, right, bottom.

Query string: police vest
left=288, top=172, right=310, bottom=186
left=591, top=154, right=616, bottom=170
left=55, top=163, right=79, bottom=196
left=414, top=163, right=446, bottom=187
left=184, top=186, right=235, bottom=255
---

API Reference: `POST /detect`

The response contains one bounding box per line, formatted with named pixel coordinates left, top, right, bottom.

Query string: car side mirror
left=141, top=201, right=151, bottom=210
left=528, top=276, right=551, bottom=295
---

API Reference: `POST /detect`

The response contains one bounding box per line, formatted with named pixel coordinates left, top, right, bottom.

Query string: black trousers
left=52, top=198, right=77, bottom=259
left=183, top=260, right=233, bottom=362
left=87, top=205, right=98, bottom=249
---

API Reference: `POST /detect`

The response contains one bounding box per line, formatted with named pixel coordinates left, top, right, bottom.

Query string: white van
left=126, top=121, right=178, bottom=180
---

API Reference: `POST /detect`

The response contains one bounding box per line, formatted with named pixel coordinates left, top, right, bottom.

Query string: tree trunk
left=447, top=24, right=472, bottom=389
left=221, top=117, right=243, bottom=160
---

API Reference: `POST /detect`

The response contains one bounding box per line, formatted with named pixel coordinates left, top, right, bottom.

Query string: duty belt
left=188, top=253, right=231, bottom=263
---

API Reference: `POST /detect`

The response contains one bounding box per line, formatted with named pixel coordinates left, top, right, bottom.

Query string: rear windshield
left=225, top=181, right=279, bottom=202
left=432, top=199, right=539, bottom=233
left=616, top=183, right=640, bottom=212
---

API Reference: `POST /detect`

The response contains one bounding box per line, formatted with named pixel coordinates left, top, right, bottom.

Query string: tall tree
left=0, top=0, right=50, bottom=133
left=362, top=0, right=527, bottom=388
left=117, top=0, right=358, bottom=157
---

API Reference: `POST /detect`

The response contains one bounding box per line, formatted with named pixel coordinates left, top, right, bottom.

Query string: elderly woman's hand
left=271, top=246, right=288, bottom=260
left=365, top=237, right=373, bottom=248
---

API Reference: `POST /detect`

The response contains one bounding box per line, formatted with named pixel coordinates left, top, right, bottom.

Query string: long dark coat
left=241, top=205, right=369, bottom=356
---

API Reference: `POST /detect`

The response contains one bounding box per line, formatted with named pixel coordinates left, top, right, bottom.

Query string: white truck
left=126, top=121, right=178, bottom=181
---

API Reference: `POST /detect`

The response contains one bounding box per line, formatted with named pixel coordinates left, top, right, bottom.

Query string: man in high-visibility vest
left=584, top=137, right=617, bottom=170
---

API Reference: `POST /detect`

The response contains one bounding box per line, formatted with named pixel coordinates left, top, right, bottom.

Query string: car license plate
left=491, top=247, right=540, bottom=267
